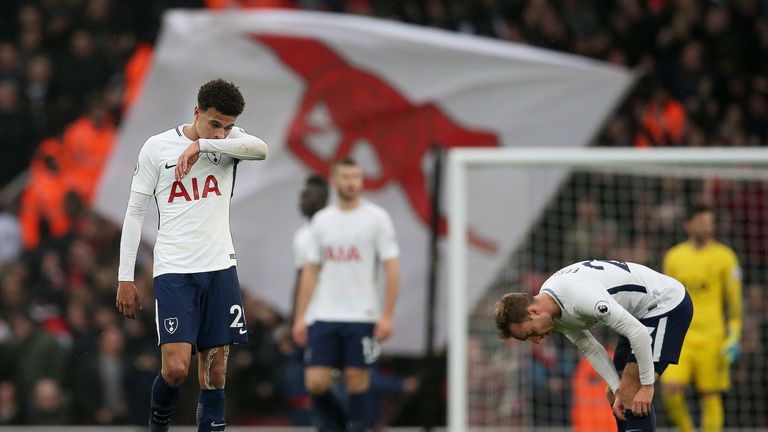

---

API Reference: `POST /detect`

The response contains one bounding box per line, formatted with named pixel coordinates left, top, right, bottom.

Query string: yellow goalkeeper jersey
left=663, top=240, right=741, bottom=344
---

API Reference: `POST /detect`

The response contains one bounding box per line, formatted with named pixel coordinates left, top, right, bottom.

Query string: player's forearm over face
left=118, top=191, right=151, bottom=281
left=294, top=262, right=319, bottom=323
left=199, top=136, right=268, bottom=160
left=382, top=258, right=400, bottom=319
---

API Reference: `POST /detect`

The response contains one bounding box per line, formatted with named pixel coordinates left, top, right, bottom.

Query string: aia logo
left=254, top=35, right=499, bottom=253
left=168, top=175, right=221, bottom=203
left=325, top=245, right=361, bottom=262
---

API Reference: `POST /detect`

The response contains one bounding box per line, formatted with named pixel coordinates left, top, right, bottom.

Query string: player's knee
left=201, top=366, right=226, bottom=389
left=162, top=361, right=190, bottom=387
left=305, top=378, right=331, bottom=394
left=344, top=369, right=370, bottom=393
left=662, top=382, right=685, bottom=395
left=305, top=370, right=332, bottom=394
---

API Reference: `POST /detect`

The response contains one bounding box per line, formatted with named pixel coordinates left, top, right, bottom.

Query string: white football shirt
left=541, top=260, right=686, bottom=386
left=131, top=125, right=252, bottom=277
left=304, top=200, right=399, bottom=323
left=541, top=260, right=685, bottom=331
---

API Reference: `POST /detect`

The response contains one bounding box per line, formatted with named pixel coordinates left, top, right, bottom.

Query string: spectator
left=0, top=380, right=21, bottom=425
left=0, top=79, right=37, bottom=185
left=6, top=311, right=68, bottom=410
left=28, top=378, right=69, bottom=425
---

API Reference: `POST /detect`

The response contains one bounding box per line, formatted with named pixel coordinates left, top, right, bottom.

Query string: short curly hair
left=494, top=292, right=533, bottom=339
left=197, top=78, right=245, bottom=117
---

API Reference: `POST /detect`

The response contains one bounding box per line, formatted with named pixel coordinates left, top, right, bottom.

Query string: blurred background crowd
left=0, top=0, right=766, bottom=427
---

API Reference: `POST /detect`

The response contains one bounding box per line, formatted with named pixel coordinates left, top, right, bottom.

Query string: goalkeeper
left=661, top=204, right=743, bottom=432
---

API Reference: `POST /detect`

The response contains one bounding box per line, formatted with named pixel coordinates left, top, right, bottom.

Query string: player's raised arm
left=200, top=126, right=268, bottom=160
left=175, top=131, right=267, bottom=180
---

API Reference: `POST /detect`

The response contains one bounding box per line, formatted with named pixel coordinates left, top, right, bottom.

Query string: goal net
left=446, top=147, right=768, bottom=431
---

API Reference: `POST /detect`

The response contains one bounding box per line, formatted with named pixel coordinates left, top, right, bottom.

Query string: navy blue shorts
left=613, top=291, right=693, bottom=376
left=154, top=266, right=248, bottom=354
left=305, top=321, right=380, bottom=369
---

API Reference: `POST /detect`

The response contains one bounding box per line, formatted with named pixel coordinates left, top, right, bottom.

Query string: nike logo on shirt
left=165, top=163, right=177, bottom=169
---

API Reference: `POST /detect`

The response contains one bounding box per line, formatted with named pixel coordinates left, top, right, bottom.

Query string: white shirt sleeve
left=199, top=127, right=268, bottom=160
left=573, top=290, right=655, bottom=385
left=375, top=211, right=399, bottom=260
left=304, top=220, right=323, bottom=264
left=118, top=190, right=151, bottom=281
left=604, top=306, right=655, bottom=385
left=564, top=329, right=621, bottom=392
left=131, top=143, right=159, bottom=195
left=292, top=226, right=311, bottom=269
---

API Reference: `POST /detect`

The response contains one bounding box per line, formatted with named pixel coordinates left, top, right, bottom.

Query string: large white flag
left=95, top=10, right=633, bottom=354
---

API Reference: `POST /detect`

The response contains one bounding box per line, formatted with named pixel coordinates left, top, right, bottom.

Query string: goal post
left=447, top=147, right=768, bottom=431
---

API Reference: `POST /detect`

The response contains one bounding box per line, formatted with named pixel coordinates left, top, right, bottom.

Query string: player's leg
left=151, top=342, right=193, bottom=431
left=196, top=345, right=230, bottom=432
left=151, top=273, right=200, bottom=432
left=194, top=267, right=249, bottom=432
left=656, top=290, right=696, bottom=431
left=612, top=336, right=631, bottom=432
left=306, top=321, right=346, bottom=432
left=617, top=362, right=658, bottom=432
left=342, top=323, right=379, bottom=432
left=343, top=367, right=371, bottom=432
left=695, top=343, right=728, bottom=432
left=661, top=350, right=694, bottom=432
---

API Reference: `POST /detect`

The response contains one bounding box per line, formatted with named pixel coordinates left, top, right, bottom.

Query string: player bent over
left=495, top=260, right=693, bottom=432
left=116, top=79, right=268, bottom=431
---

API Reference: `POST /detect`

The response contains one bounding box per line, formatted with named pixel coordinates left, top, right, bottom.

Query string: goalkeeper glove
left=721, top=334, right=740, bottom=364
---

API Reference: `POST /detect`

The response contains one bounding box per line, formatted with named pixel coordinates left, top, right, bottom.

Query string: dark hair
left=685, top=203, right=713, bottom=221
left=306, top=174, right=329, bottom=193
left=494, top=293, right=533, bottom=339
left=197, top=78, right=245, bottom=116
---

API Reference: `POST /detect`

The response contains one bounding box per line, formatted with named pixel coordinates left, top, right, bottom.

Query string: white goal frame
left=446, top=147, right=768, bottom=431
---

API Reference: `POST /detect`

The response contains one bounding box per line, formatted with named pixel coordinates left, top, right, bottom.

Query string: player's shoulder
left=708, top=240, right=736, bottom=254
left=708, top=241, right=739, bottom=260
left=310, top=206, right=337, bottom=224
left=665, top=241, right=691, bottom=258
left=294, top=222, right=312, bottom=239
left=142, top=126, right=185, bottom=150
left=360, top=200, right=392, bottom=219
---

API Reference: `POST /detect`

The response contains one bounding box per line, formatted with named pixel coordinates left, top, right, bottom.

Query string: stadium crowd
left=0, top=0, right=766, bottom=427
